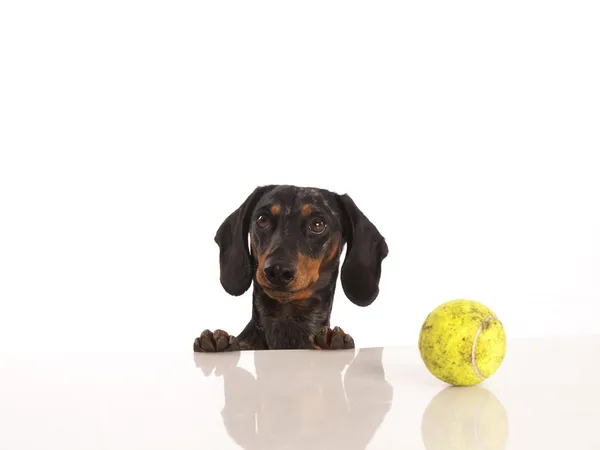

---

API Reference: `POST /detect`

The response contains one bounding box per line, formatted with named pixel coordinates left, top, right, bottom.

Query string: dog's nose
left=263, top=263, right=296, bottom=287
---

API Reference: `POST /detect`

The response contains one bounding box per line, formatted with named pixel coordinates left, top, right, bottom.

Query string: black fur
left=194, top=185, right=388, bottom=352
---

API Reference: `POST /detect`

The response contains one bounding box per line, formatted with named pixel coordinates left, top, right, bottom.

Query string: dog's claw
left=194, top=329, right=240, bottom=353
left=312, top=326, right=355, bottom=350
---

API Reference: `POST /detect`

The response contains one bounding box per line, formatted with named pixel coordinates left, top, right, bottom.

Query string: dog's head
left=214, top=185, right=388, bottom=306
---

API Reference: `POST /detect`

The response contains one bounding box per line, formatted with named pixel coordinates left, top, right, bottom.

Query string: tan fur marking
left=292, top=288, right=314, bottom=301
left=326, top=239, right=340, bottom=262
left=271, top=204, right=281, bottom=216
left=301, top=204, right=312, bottom=216
left=290, top=252, right=321, bottom=291
left=255, top=245, right=271, bottom=288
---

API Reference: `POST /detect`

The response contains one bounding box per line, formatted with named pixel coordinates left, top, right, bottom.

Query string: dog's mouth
left=259, top=282, right=315, bottom=302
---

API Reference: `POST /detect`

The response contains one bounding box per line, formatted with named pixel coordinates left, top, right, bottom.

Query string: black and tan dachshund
left=193, top=184, right=388, bottom=352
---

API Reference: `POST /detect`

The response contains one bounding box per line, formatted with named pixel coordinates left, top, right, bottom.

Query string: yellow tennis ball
left=418, top=299, right=506, bottom=386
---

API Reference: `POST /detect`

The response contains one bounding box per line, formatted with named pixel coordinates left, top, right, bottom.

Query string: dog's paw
left=193, top=329, right=241, bottom=353
left=310, top=326, right=355, bottom=350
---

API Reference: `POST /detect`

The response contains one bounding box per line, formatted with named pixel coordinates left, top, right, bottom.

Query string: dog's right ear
left=214, top=185, right=274, bottom=296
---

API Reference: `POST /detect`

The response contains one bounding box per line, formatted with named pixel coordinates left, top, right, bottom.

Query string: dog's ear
left=215, top=185, right=274, bottom=296
left=336, top=194, right=389, bottom=307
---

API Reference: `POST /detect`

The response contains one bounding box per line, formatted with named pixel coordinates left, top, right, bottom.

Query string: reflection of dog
left=193, top=185, right=389, bottom=352
left=195, top=348, right=393, bottom=449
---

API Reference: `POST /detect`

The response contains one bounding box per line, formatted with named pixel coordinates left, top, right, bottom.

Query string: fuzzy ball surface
left=418, top=299, right=506, bottom=386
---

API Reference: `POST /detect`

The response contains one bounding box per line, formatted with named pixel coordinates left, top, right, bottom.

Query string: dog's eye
left=308, top=217, right=326, bottom=234
left=256, top=214, right=271, bottom=229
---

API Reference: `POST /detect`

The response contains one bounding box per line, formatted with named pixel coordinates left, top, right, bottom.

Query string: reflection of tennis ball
left=421, top=386, right=509, bottom=450
left=418, top=299, right=506, bottom=386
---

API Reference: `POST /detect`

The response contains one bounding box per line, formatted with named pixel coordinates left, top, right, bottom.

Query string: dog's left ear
left=215, top=185, right=274, bottom=296
left=336, top=194, right=389, bottom=307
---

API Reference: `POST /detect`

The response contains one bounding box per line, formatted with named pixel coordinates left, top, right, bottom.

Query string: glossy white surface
left=2, top=336, right=599, bottom=449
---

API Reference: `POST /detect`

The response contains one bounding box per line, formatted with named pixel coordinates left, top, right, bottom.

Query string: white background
left=1, top=1, right=599, bottom=355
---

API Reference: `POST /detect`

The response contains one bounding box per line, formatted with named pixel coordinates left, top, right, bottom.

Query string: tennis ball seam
left=471, top=314, right=495, bottom=380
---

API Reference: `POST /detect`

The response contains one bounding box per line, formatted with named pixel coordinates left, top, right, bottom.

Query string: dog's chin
left=258, top=283, right=314, bottom=302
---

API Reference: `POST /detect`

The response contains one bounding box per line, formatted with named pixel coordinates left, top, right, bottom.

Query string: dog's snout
left=263, top=262, right=296, bottom=287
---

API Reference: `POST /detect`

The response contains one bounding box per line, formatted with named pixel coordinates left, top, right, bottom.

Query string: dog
left=193, top=184, right=388, bottom=352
